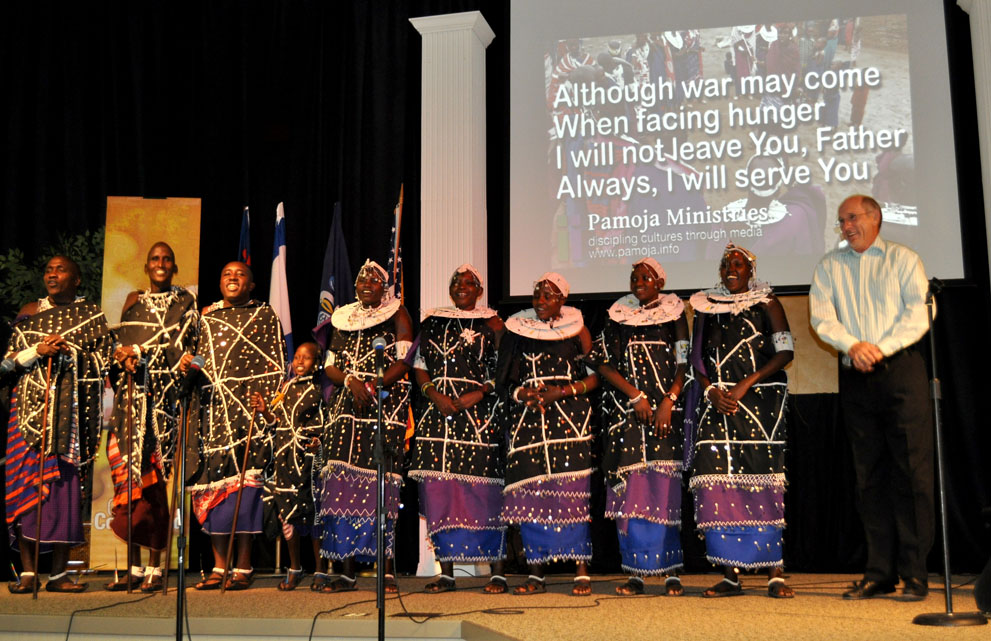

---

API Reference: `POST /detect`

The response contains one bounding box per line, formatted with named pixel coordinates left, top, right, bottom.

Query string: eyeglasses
left=835, top=212, right=871, bottom=229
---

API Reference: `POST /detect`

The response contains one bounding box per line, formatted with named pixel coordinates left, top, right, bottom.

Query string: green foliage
left=0, top=227, right=105, bottom=322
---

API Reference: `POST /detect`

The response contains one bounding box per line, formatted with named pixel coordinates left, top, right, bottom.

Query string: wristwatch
left=666, top=392, right=678, bottom=403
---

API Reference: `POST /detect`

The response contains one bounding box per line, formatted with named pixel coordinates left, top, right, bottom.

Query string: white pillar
left=411, top=11, right=495, bottom=317
left=958, top=0, right=991, bottom=285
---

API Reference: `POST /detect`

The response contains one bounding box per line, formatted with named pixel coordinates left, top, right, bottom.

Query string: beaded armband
left=772, top=331, right=794, bottom=353
left=674, top=340, right=689, bottom=365
left=395, top=340, right=412, bottom=359
left=14, top=345, right=40, bottom=368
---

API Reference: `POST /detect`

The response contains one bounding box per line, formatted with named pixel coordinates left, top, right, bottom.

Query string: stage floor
left=0, top=573, right=987, bottom=640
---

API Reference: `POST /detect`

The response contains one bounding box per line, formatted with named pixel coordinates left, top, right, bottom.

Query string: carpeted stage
left=0, top=572, right=987, bottom=640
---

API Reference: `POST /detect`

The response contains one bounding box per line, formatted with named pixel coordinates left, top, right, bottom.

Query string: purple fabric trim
left=200, top=486, right=264, bottom=535
left=14, top=458, right=83, bottom=551
left=318, top=467, right=401, bottom=520
left=418, top=478, right=502, bottom=533
left=692, top=481, right=785, bottom=529
left=605, top=467, right=681, bottom=526
left=501, top=476, right=590, bottom=525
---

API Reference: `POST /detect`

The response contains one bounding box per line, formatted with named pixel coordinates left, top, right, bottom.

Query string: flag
left=312, top=202, right=354, bottom=350
left=270, top=202, right=293, bottom=358
left=384, top=185, right=415, bottom=449
left=238, top=206, right=252, bottom=266
left=385, top=185, right=404, bottom=303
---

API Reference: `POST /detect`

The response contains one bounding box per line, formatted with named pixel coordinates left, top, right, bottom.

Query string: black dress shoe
left=900, top=577, right=928, bottom=601
left=843, top=579, right=896, bottom=600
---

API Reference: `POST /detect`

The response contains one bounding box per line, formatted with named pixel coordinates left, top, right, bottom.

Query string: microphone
left=179, top=355, right=206, bottom=397
left=929, top=277, right=944, bottom=295
left=0, top=358, right=14, bottom=376
left=372, top=337, right=387, bottom=381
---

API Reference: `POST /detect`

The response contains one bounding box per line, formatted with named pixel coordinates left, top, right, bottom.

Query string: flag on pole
left=238, top=206, right=252, bottom=266
left=384, top=185, right=415, bottom=449
left=270, top=202, right=293, bottom=359
left=312, top=202, right=354, bottom=350
left=385, top=185, right=404, bottom=303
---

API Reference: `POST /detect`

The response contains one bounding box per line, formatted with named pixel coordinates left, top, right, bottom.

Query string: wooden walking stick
left=125, top=373, right=134, bottom=593
left=220, top=407, right=258, bottom=594
left=32, top=356, right=54, bottom=600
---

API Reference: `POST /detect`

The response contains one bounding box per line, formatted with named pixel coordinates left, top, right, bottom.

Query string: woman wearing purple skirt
left=496, top=272, right=599, bottom=596
left=409, top=264, right=507, bottom=593
left=588, top=258, right=688, bottom=596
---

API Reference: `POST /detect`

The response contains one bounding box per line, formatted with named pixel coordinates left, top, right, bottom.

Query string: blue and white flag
left=313, top=202, right=353, bottom=350
left=238, top=206, right=252, bottom=266
left=270, top=202, right=293, bottom=358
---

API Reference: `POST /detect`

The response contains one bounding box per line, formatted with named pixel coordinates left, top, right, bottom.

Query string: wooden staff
left=125, top=372, right=134, bottom=594
left=32, top=357, right=54, bottom=600
left=220, top=406, right=258, bottom=594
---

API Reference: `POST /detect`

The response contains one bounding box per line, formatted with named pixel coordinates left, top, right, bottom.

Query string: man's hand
left=37, top=334, right=68, bottom=357
left=848, top=341, right=883, bottom=373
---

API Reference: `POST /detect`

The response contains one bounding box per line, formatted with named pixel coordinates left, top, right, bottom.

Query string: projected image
left=539, top=16, right=914, bottom=288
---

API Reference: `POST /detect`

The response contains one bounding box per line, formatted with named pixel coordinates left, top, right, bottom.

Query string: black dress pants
left=839, top=346, right=934, bottom=584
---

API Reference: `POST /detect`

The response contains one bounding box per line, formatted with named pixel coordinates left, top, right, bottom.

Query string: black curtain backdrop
left=1, top=1, right=987, bottom=577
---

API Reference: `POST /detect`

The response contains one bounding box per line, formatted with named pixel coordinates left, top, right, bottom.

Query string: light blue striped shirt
left=809, top=236, right=931, bottom=357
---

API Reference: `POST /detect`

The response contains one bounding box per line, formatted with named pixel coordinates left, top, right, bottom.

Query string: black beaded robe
left=4, top=300, right=112, bottom=523
left=189, top=301, right=286, bottom=495
left=109, top=287, right=198, bottom=495
left=409, top=312, right=502, bottom=484
left=263, top=374, right=325, bottom=528
left=587, top=294, right=685, bottom=491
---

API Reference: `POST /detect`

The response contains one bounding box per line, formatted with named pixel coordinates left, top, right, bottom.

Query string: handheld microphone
left=179, top=355, right=206, bottom=397
left=372, top=337, right=387, bottom=381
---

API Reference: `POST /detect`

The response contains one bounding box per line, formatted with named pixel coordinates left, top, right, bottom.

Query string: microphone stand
left=373, top=348, right=387, bottom=641
left=913, top=278, right=987, bottom=627
left=32, top=357, right=54, bottom=600
left=125, top=373, right=134, bottom=594
left=165, top=390, right=193, bottom=641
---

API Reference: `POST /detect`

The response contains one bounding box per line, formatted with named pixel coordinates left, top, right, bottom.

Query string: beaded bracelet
left=343, top=373, right=356, bottom=390
left=703, top=384, right=717, bottom=400
left=628, top=391, right=646, bottom=406
left=579, top=380, right=588, bottom=394
left=421, top=381, right=436, bottom=397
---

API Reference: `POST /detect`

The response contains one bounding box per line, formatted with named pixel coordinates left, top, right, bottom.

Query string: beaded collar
left=38, top=296, right=84, bottom=313
left=607, top=293, right=684, bottom=326
left=505, top=306, right=583, bottom=341
left=423, top=305, right=497, bottom=320
left=202, top=298, right=262, bottom=315
left=689, top=281, right=773, bottom=316
left=332, top=298, right=401, bottom=331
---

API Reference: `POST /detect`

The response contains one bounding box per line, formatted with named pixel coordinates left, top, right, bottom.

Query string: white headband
left=535, top=271, right=569, bottom=298
left=633, top=257, right=666, bottom=283
left=452, top=263, right=483, bottom=288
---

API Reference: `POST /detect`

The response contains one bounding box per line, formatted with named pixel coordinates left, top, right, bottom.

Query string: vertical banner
left=90, top=196, right=202, bottom=571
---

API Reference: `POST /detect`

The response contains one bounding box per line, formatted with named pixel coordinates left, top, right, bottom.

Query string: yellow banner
left=90, top=196, right=201, bottom=571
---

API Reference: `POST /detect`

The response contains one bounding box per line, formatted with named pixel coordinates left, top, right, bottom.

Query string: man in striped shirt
left=809, top=194, right=933, bottom=602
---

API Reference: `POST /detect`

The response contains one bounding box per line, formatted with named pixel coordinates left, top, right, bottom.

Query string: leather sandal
left=7, top=572, right=37, bottom=594
left=46, top=573, right=87, bottom=593
left=194, top=567, right=226, bottom=591
left=105, top=571, right=144, bottom=592
left=424, top=575, right=456, bottom=593
left=310, top=572, right=331, bottom=592
left=702, top=577, right=743, bottom=598
left=664, top=576, right=684, bottom=596
left=140, top=573, right=164, bottom=593
left=615, top=576, right=644, bottom=596
left=513, top=575, right=546, bottom=595
left=768, top=577, right=795, bottom=598
left=384, top=573, right=398, bottom=594
left=572, top=575, right=592, bottom=597
left=483, top=575, right=508, bottom=594
left=224, top=568, right=254, bottom=591
left=322, top=575, right=357, bottom=593
left=278, top=568, right=305, bottom=591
